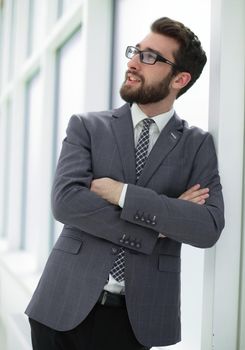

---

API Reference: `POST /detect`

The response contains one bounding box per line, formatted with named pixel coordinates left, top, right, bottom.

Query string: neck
left=138, top=96, right=175, bottom=117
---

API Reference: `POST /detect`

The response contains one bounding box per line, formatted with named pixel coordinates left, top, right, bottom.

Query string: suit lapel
left=111, top=106, right=184, bottom=186
left=111, top=104, right=136, bottom=184
left=137, top=113, right=184, bottom=186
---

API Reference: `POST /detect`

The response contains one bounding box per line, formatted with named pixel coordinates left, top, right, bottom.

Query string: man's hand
left=179, top=184, right=209, bottom=205
left=91, top=178, right=124, bottom=205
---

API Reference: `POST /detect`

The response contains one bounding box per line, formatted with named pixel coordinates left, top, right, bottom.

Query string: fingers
left=179, top=184, right=210, bottom=205
left=189, top=188, right=209, bottom=202
left=179, top=184, right=200, bottom=199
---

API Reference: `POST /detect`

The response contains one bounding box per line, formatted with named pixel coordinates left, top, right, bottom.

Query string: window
left=55, top=27, right=83, bottom=153
left=57, top=0, right=82, bottom=18
left=27, top=0, right=43, bottom=56
left=0, top=2, right=114, bottom=349
left=0, top=4, right=4, bottom=92
left=2, top=102, right=12, bottom=239
left=0, top=113, right=4, bottom=237
left=8, top=0, right=16, bottom=80
left=0, top=101, right=12, bottom=238
left=51, top=27, right=84, bottom=242
left=21, top=72, right=43, bottom=253
left=0, top=104, right=10, bottom=237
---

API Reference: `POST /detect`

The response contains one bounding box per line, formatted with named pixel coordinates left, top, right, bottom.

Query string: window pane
left=2, top=102, right=12, bottom=239
left=52, top=28, right=83, bottom=242
left=58, top=0, right=81, bottom=18
left=8, top=0, right=16, bottom=79
left=0, top=5, right=3, bottom=92
left=21, top=72, right=43, bottom=253
left=0, top=112, right=4, bottom=237
left=27, top=0, right=43, bottom=56
left=55, top=28, right=83, bottom=153
left=0, top=103, right=12, bottom=238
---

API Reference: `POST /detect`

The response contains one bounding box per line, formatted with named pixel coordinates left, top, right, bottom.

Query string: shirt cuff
left=118, top=184, right=128, bottom=208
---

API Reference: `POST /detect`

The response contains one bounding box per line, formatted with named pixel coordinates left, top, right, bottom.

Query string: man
left=26, top=17, right=224, bottom=350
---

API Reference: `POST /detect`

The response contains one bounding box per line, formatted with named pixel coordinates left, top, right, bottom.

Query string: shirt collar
left=131, top=103, right=174, bottom=132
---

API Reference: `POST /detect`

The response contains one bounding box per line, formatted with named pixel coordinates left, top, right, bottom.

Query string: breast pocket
left=53, top=235, right=83, bottom=255
left=158, top=254, right=181, bottom=273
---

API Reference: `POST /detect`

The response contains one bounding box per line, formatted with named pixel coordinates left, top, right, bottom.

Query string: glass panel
left=0, top=102, right=12, bottom=238
left=21, top=72, right=43, bottom=253
left=8, top=0, right=16, bottom=79
left=57, top=0, right=81, bottom=18
left=0, top=112, right=3, bottom=236
left=0, top=102, right=12, bottom=237
left=27, top=0, right=43, bottom=56
left=52, top=27, right=83, bottom=243
left=1, top=102, right=12, bottom=238
left=0, top=5, right=3, bottom=92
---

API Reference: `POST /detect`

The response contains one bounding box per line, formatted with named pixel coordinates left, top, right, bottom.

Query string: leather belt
left=97, top=290, right=126, bottom=308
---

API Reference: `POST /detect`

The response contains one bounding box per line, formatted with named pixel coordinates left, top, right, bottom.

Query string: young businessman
left=26, top=17, right=224, bottom=350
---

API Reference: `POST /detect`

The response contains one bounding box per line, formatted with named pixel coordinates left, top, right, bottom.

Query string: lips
left=126, top=72, right=142, bottom=85
left=128, top=75, right=141, bottom=82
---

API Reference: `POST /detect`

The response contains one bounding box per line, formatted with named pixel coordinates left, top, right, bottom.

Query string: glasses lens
left=126, top=46, right=137, bottom=59
left=126, top=47, right=158, bottom=65
left=141, top=51, right=157, bottom=64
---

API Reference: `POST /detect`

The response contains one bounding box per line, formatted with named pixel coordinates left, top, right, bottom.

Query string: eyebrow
left=136, top=43, right=165, bottom=57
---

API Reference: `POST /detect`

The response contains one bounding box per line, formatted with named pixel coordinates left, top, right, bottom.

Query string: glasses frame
left=126, top=46, right=182, bottom=71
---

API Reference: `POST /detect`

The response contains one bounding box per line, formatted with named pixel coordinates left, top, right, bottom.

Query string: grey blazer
left=25, top=103, right=224, bottom=347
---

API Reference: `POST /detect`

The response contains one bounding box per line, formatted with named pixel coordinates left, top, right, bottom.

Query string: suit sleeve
left=120, top=133, right=225, bottom=248
left=51, top=115, right=159, bottom=254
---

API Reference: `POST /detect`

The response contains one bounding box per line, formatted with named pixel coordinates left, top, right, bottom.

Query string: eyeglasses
left=125, top=46, right=181, bottom=70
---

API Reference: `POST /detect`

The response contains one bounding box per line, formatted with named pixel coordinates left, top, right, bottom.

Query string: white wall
left=202, top=0, right=245, bottom=349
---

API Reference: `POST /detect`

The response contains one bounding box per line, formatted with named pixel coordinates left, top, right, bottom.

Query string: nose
left=127, top=53, right=141, bottom=70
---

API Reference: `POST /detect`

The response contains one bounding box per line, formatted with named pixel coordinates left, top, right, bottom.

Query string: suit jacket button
left=119, top=239, right=124, bottom=243
left=136, top=243, right=141, bottom=248
left=151, top=216, right=157, bottom=225
left=141, top=217, right=145, bottom=222
left=134, top=215, right=139, bottom=220
left=146, top=219, right=151, bottom=224
left=130, top=241, right=135, bottom=247
left=124, top=240, right=129, bottom=245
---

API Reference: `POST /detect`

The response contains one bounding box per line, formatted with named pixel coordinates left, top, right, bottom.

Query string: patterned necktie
left=110, top=118, right=154, bottom=282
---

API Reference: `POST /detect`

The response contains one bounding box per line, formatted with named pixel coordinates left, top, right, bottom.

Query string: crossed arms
left=52, top=115, right=224, bottom=253
left=91, top=179, right=210, bottom=206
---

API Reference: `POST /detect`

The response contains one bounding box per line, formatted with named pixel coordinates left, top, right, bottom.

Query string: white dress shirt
left=103, top=103, right=174, bottom=294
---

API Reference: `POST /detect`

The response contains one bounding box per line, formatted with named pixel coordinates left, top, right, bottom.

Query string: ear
left=171, top=72, right=192, bottom=90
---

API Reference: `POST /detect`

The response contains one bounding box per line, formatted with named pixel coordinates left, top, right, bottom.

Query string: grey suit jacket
left=25, top=103, right=224, bottom=347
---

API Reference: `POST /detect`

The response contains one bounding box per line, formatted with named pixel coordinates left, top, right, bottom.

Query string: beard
left=120, top=70, right=174, bottom=105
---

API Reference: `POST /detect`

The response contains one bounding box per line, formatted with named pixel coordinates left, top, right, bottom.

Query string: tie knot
left=142, top=118, right=154, bottom=129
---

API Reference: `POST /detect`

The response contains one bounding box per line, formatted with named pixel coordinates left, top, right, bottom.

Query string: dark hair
left=151, top=17, right=207, bottom=97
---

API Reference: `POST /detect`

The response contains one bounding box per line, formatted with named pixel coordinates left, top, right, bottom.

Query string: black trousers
left=29, top=302, right=149, bottom=350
